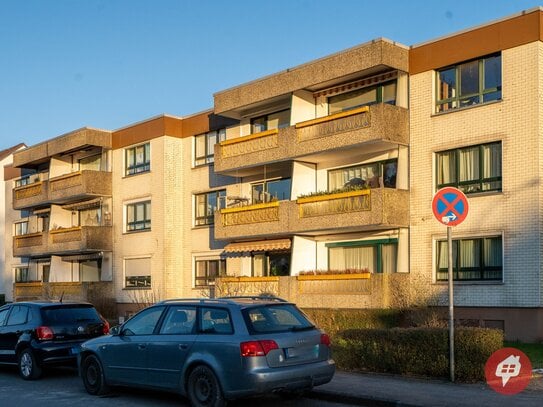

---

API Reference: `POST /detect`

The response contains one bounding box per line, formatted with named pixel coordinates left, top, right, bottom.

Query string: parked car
left=0, top=301, right=109, bottom=380
left=79, top=296, right=335, bottom=407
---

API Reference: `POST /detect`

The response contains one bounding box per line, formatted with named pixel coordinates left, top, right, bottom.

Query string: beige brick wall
left=409, top=42, right=542, bottom=307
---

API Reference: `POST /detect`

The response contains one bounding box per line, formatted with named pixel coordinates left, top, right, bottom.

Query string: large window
left=328, top=159, right=397, bottom=190
left=327, top=239, right=398, bottom=273
left=126, top=201, right=151, bottom=232
left=195, top=129, right=226, bottom=166
left=14, top=267, right=30, bottom=283
left=195, top=190, right=225, bottom=226
left=328, top=81, right=396, bottom=114
left=251, top=178, right=291, bottom=204
left=436, top=142, right=501, bottom=194
left=251, top=110, right=290, bottom=134
left=436, top=54, right=501, bottom=112
left=125, top=143, right=150, bottom=176
left=14, top=221, right=29, bottom=236
left=252, top=252, right=290, bottom=277
left=436, top=236, right=502, bottom=281
left=195, top=259, right=226, bottom=287
left=125, top=257, right=151, bottom=288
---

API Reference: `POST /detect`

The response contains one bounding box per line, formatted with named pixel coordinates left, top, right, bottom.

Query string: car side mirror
left=110, top=325, right=121, bottom=336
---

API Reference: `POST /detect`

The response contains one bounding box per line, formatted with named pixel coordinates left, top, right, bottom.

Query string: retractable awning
left=61, top=252, right=103, bottom=262
left=223, top=239, right=291, bottom=253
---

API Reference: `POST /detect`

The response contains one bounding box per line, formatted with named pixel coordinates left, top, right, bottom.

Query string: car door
left=0, top=307, right=13, bottom=363
left=146, top=305, right=198, bottom=389
left=0, top=305, right=30, bottom=364
left=99, top=306, right=165, bottom=386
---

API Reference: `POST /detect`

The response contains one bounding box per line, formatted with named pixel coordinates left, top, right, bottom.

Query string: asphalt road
left=0, top=365, right=358, bottom=407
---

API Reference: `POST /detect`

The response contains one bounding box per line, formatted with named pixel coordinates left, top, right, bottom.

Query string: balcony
left=13, top=170, right=112, bottom=210
left=214, top=188, right=409, bottom=240
left=13, top=226, right=113, bottom=257
left=214, top=104, right=409, bottom=176
left=14, top=281, right=113, bottom=303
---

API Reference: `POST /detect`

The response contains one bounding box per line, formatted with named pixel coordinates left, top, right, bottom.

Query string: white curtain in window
left=483, top=143, right=501, bottom=178
left=459, top=240, right=479, bottom=268
left=484, top=238, right=502, bottom=266
left=438, top=151, right=456, bottom=185
left=438, top=242, right=448, bottom=268
left=381, top=244, right=397, bottom=273
left=459, top=147, right=479, bottom=182
left=329, top=246, right=375, bottom=272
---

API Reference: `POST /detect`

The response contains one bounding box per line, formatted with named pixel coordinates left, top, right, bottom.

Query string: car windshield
left=243, top=304, right=314, bottom=334
left=41, top=305, right=100, bottom=325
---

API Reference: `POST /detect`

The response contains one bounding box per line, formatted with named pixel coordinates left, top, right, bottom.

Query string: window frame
left=328, top=159, right=398, bottom=191
left=436, top=236, right=503, bottom=282
left=124, top=256, right=152, bottom=288
left=436, top=142, right=502, bottom=194
left=250, top=109, right=291, bottom=134
left=326, top=238, right=398, bottom=274
left=125, top=142, right=151, bottom=176
left=435, top=53, right=502, bottom=113
left=194, top=259, right=226, bottom=287
left=250, top=178, right=292, bottom=204
left=194, top=129, right=226, bottom=166
left=328, top=80, right=397, bottom=115
left=125, top=200, right=151, bottom=232
left=194, top=190, right=226, bottom=226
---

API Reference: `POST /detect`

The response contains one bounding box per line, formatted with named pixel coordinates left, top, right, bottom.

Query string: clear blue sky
left=0, top=0, right=540, bottom=150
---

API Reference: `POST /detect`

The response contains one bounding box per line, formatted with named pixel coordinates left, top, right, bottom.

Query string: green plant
left=298, top=268, right=370, bottom=276
left=297, top=184, right=369, bottom=199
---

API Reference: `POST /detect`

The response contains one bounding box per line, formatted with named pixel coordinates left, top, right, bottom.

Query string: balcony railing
left=295, top=106, right=370, bottom=142
left=13, top=170, right=111, bottom=209
left=220, top=129, right=279, bottom=158
left=220, top=201, right=279, bottom=226
left=13, top=226, right=112, bottom=257
left=14, top=281, right=113, bottom=303
left=296, top=189, right=371, bottom=218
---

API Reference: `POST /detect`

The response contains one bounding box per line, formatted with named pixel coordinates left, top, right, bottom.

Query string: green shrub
left=333, top=327, right=503, bottom=382
left=302, top=308, right=401, bottom=338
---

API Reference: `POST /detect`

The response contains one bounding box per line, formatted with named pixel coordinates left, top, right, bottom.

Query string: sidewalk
left=309, top=371, right=543, bottom=407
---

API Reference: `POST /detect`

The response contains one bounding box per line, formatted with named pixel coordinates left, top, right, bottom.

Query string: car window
left=41, top=305, right=100, bottom=324
left=0, top=308, right=9, bottom=326
left=122, top=306, right=165, bottom=336
left=244, top=304, right=314, bottom=334
left=6, top=305, right=29, bottom=326
left=160, top=306, right=196, bottom=335
left=200, top=307, right=233, bottom=334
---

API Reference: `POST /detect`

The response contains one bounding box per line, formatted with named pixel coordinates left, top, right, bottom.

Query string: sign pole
left=448, top=225, right=454, bottom=382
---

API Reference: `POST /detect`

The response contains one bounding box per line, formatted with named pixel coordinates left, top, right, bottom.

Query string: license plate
left=285, top=345, right=319, bottom=359
left=70, top=346, right=81, bottom=355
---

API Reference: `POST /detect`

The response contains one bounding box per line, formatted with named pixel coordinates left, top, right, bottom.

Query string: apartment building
left=409, top=9, right=543, bottom=341
left=211, top=39, right=411, bottom=307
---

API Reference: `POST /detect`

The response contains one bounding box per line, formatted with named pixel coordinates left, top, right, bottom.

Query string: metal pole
left=448, top=225, right=455, bottom=382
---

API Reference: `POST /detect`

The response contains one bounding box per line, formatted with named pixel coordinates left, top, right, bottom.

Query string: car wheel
left=187, top=365, right=226, bottom=407
left=81, top=355, right=109, bottom=395
left=18, top=348, right=42, bottom=380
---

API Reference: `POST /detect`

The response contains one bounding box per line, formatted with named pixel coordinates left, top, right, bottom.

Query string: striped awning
left=313, top=71, right=398, bottom=98
left=223, top=239, right=291, bottom=253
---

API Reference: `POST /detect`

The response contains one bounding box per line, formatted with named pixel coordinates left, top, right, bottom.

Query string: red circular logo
left=485, top=348, right=532, bottom=395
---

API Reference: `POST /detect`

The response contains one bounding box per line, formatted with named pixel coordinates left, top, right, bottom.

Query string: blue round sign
left=432, top=187, right=469, bottom=226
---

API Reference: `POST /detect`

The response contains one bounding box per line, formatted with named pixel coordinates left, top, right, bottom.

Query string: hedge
left=333, top=327, right=503, bottom=382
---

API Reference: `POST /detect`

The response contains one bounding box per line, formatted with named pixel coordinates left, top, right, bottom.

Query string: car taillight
left=320, top=333, right=331, bottom=347
left=102, top=319, right=110, bottom=335
left=36, top=326, right=54, bottom=341
left=240, top=340, right=279, bottom=357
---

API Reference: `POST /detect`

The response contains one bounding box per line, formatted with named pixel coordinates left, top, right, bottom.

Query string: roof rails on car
left=218, top=295, right=288, bottom=303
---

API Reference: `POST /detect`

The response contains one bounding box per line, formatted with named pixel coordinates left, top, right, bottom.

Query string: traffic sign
left=432, top=187, right=469, bottom=226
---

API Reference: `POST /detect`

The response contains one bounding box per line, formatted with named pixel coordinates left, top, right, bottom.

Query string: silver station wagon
left=78, top=296, right=335, bottom=406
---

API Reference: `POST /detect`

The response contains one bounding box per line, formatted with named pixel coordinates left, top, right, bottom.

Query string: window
left=6, top=305, right=29, bottom=325
left=328, top=159, right=397, bottom=190
left=14, top=267, right=30, bottom=283
left=14, top=221, right=29, bottom=236
left=195, top=129, right=226, bottom=166
left=200, top=307, right=233, bottom=334
left=195, top=259, right=226, bottom=287
left=126, top=201, right=151, bottom=232
left=122, top=306, right=164, bottom=336
left=79, top=154, right=102, bottom=171
left=195, top=190, right=225, bottom=226
left=252, top=252, right=290, bottom=277
left=15, top=176, right=31, bottom=187
left=327, top=239, right=398, bottom=273
left=436, top=236, right=502, bottom=281
left=125, top=257, right=151, bottom=288
left=160, top=306, right=197, bottom=335
left=125, top=143, right=150, bottom=175
left=436, top=54, right=501, bottom=112
left=436, top=142, right=501, bottom=194
left=328, top=81, right=396, bottom=114
left=251, top=109, right=290, bottom=134
left=251, top=178, right=291, bottom=204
